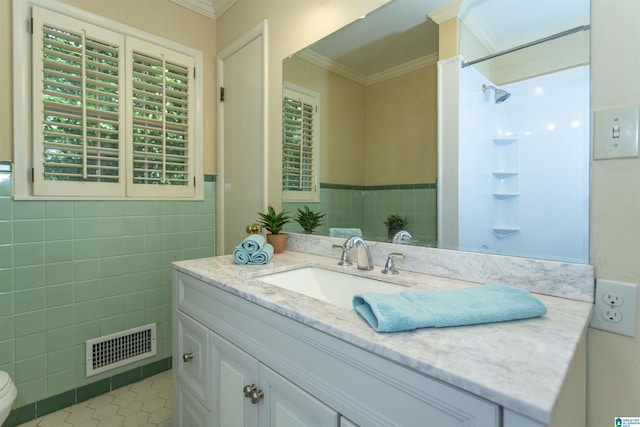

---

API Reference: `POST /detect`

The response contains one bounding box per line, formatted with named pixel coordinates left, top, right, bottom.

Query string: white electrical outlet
left=591, top=279, right=638, bottom=337
left=603, top=291, right=623, bottom=306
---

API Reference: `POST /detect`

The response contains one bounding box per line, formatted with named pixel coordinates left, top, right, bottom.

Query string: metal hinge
left=31, top=168, right=34, bottom=182
left=30, top=17, right=33, bottom=34
left=220, top=87, right=225, bottom=102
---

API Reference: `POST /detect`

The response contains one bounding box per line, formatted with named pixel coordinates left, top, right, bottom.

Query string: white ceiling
left=302, top=0, right=589, bottom=78
left=305, top=0, right=445, bottom=78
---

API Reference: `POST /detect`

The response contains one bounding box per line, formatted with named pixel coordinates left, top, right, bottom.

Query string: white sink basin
left=257, top=267, right=408, bottom=308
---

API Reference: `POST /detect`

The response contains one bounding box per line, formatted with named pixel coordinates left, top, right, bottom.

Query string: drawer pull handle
left=182, top=352, right=194, bottom=363
left=243, top=384, right=264, bottom=404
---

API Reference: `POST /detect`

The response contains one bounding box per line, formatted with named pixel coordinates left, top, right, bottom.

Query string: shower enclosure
left=456, top=64, right=590, bottom=262
left=438, top=57, right=590, bottom=262
left=437, top=0, right=591, bottom=263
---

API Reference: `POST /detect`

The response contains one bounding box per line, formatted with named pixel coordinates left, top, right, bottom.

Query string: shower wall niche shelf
left=492, top=228, right=520, bottom=238
left=492, top=193, right=519, bottom=199
left=492, top=172, right=518, bottom=178
left=491, top=137, right=520, bottom=237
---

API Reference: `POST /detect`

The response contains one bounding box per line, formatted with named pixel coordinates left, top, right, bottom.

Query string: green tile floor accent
left=3, top=357, right=172, bottom=427
left=36, top=390, right=75, bottom=419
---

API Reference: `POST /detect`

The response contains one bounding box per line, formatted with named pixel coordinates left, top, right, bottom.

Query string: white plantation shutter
left=127, top=38, right=195, bottom=198
left=282, top=85, right=319, bottom=202
left=27, top=5, right=201, bottom=199
left=32, top=6, right=125, bottom=197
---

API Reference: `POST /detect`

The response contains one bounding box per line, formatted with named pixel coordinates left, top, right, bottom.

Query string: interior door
left=218, top=23, right=266, bottom=254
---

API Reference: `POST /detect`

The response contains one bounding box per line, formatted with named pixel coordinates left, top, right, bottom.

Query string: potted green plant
left=257, top=206, right=291, bottom=253
left=294, top=206, right=325, bottom=234
left=384, top=214, right=408, bottom=240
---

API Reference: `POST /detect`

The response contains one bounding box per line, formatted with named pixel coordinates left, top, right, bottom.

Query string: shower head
left=482, top=84, right=511, bottom=104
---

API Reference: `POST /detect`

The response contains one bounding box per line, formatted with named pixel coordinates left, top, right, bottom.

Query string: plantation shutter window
left=25, top=4, right=201, bottom=199
left=127, top=38, right=195, bottom=198
left=32, top=6, right=125, bottom=197
left=282, top=86, right=320, bottom=202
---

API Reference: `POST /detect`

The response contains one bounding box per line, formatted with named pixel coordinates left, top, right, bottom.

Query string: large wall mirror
left=282, top=0, right=590, bottom=264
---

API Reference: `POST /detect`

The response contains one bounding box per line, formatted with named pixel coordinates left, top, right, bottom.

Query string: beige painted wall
left=588, top=0, right=640, bottom=425
left=0, top=0, right=218, bottom=173
left=365, top=65, right=437, bottom=185
left=284, top=56, right=437, bottom=186
left=0, top=0, right=14, bottom=162
left=438, top=18, right=458, bottom=60
left=490, top=31, right=589, bottom=85
left=283, top=56, right=367, bottom=186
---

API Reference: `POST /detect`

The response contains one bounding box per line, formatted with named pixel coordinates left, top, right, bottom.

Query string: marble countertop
left=173, top=250, right=593, bottom=425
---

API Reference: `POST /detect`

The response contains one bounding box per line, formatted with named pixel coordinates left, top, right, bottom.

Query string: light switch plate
left=593, top=105, right=639, bottom=160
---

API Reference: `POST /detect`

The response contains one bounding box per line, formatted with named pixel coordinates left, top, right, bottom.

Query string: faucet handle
left=392, top=230, right=412, bottom=244
left=382, top=252, right=404, bottom=275
left=332, top=244, right=353, bottom=266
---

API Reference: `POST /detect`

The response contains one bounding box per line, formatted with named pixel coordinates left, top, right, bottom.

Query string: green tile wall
left=284, top=183, right=437, bottom=246
left=0, top=167, right=216, bottom=413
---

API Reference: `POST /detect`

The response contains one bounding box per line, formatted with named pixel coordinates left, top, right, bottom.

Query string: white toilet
left=0, top=371, right=17, bottom=426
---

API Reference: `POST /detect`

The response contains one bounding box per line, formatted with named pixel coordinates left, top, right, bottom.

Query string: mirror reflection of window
left=282, top=84, right=320, bottom=203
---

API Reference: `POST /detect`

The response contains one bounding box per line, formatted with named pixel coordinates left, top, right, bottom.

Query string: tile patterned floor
left=18, top=370, right=173, bottom=427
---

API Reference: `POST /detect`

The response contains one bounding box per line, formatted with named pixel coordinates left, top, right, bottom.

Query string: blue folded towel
left=233, top=235, right=274, bottom=265
left=241, top=234, right=266, bottom=254
left=329, top=227, right=363, bottom=238
left=248, top=244, right=274, bottom=265
left=233, top=247, right=251, bottom=264
left=353, top=283, right=547, bottom=333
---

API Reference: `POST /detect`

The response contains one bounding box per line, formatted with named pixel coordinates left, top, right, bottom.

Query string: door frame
left=216, top=20, right=269, bottom=255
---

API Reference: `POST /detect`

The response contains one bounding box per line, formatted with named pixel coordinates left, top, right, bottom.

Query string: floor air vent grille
left=86, top=323, right=157, bottom=377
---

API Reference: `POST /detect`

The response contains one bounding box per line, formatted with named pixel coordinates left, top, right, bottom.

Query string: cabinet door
left=212, top=332, right=260, bottom=427
left=259, top=364, right=338, bottom=427
left=177, top=312, right=210, bottom=406
left=177, top=383, right=211, bottom=427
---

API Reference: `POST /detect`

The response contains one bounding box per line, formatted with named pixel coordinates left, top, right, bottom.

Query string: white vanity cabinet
left=173, top=270, right=501, bottom=427
left=212, top=331, right=339, bottom=426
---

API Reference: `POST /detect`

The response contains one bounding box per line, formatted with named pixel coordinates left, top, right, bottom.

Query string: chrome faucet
left=382, top=253, right=404, bottom=275
left=344, top=236, right=374, bottom=271
left=392, top=230, right=412, bottom=244
left=331, top=243, right=352, bottom=266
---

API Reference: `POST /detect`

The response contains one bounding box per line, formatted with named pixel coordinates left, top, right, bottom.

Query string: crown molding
left=367, top=53, right=439, bottom=85
left=297, top=50, right=438, bottom=86
left=171, top=0, right=236, bottom=19
left=297, top=49, right=368, bottom=85
left=459, top=7, right=498, bottom=52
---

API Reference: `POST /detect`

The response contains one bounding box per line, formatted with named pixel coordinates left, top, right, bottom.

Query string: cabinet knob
left=249, top=389, right=264, bottom=404
left=182, top=352, right=194, bottom=363
left=243, top=384, right=264, bottom=404
left=243, top=384, right=255, bottom=397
